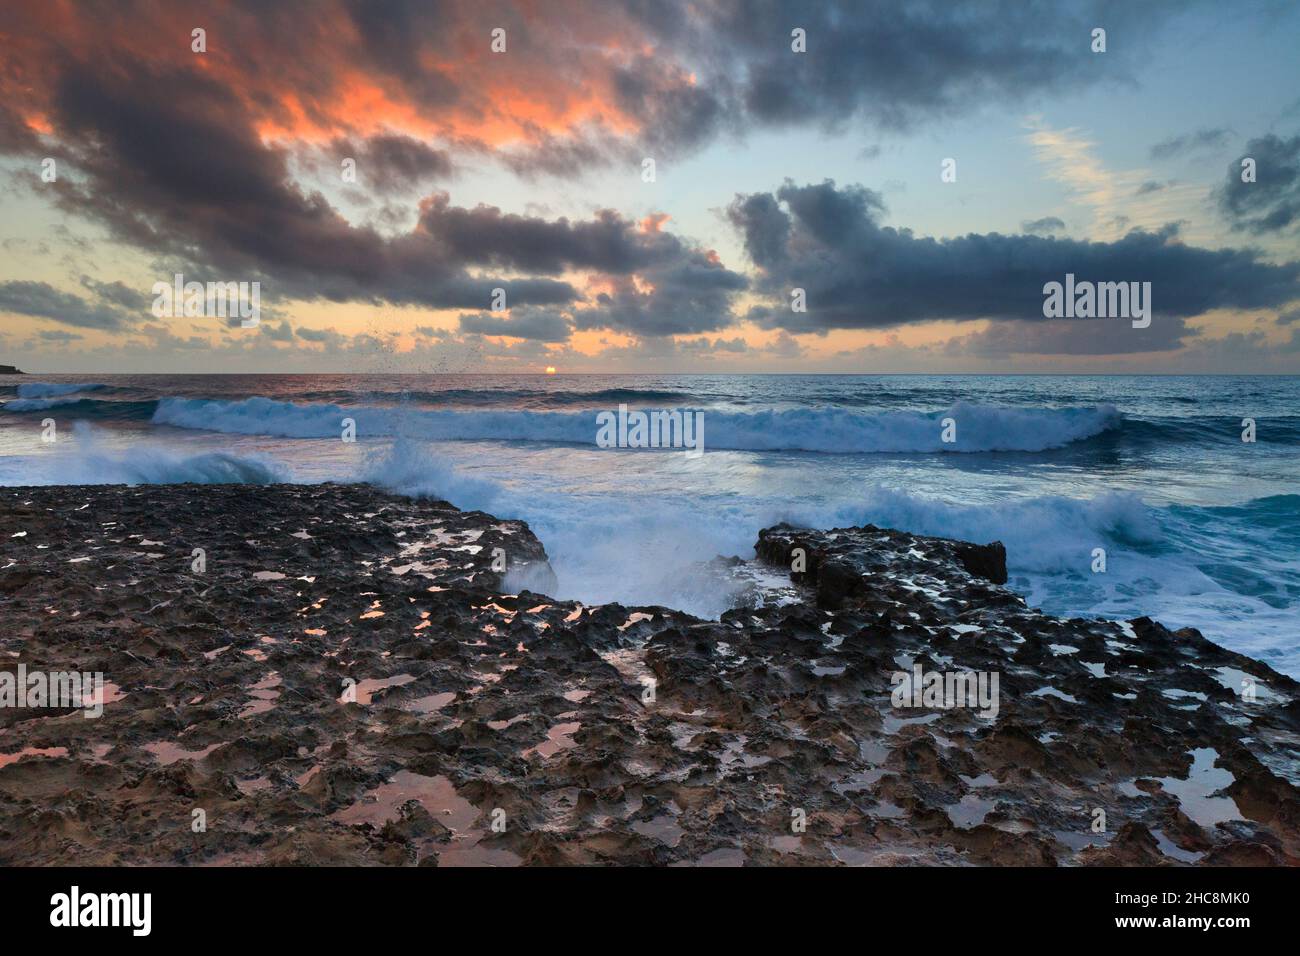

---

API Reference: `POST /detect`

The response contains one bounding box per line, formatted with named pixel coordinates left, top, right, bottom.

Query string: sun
left=545, top=366, right=557, bottom=375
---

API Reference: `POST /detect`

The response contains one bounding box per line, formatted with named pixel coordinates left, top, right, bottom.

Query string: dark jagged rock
left=0, top=482, right=1296, bottom=866
left=952, top=541, right=1008, bottom=584
left=756, top=523, right=1010, bottom=603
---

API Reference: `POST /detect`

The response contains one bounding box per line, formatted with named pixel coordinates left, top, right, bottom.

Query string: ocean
left=2, top=373, right=1297, bottom=676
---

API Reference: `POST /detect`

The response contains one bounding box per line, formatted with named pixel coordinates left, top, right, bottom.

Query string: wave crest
left=151, top=396, right=1122, bottom=454
left=15, top=382, right=108, bottom=398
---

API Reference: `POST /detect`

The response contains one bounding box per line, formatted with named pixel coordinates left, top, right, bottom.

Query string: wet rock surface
left=1, top=483, right=1297, bottom=866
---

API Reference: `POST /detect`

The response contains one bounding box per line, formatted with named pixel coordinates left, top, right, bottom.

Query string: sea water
left=2, top=373, right=1296, bottom=675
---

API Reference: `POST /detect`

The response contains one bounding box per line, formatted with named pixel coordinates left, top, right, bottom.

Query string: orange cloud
left=639, top=213, right=670, bottom=233
left=1, top=0, right=672, bottom=154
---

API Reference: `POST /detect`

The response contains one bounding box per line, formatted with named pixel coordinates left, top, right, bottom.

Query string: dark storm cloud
left=0, top=0, right=1268, bottom=349
left=574, top=255, right=750, bottom=337
left=608, top=55, right=732, bottom=156
left=728, top=180, right=1300, bottom=332
left=0, top=101, right=41, bottom=153
left=253, top=0, right=1154, bottom=164
left=1218, top=132, right=1300, bottom=234
left=33, top=59, right=727, bottom=312
left=46, top=59, right=393, bottom=291
left=294, top=0, right=1204, bottom=177
left=329, top=135, right=454, bottom=194
left=458, top=308, right=574, bottom=342
left=1021, top=217, right=1066, bottom=235
left=0, top=280, right=132, bottom=330
left=416, top=194, right=691, bottom=276
left=338, top=0, right=461, bottom=104
left=624, top=0, right=1210, bottom=142
left=3, top=0, right=1226, bottom=180
left=0, top=37, right=754, bottom=328
left=1149, top=127, right=1232, bottom=160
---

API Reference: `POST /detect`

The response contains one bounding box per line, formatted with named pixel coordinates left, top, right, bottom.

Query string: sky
left=1, top=0, right=1299, bottom=374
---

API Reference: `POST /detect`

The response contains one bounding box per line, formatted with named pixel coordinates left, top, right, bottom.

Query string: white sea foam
left=361, top=438, right=1159, bottom=611
left=360, top=438, right=501, bottom=511
left=4, top=397, right=84, bottom=411
left=3, top=383, right=1293, bottom=674
left=356, top=438, right=1299, bottom=673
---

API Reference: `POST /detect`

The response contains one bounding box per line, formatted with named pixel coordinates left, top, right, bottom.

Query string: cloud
left=672, top=335, right=749, bottom=357
left=1218, top=132, right=1300, bottom=233
left=1024, top=120, right=1209, bottom=242
left=1176, top=327, right=1300, bottom=365
left=0, top=280, right=133, bottom=330
left=1149, top=127, right=1232, bottom=160
left=497, top=132, right=632, bottom=180
left=458, top=308, right=574, bottom=342
left=763, top=331, right=806, bottom=358
left=0, top=0, right=1285, bottom=369
left=328, top=135, right=453, bottom=194
left=37, top=329, right=84, bottom=343
left=574, top=254, right=749, bottom=337
left=260, top=321, right=296, bottom=342
left=681, top=1, right=1197, bottom=138
left=953, top=316, right=1192, bottom=356
left=28, top=56, right=757, bottom=318
left=415, top=193, right=695, bottom=276
left=1, top=0, right=1222, bottom=183
left=78, top=276, right=151, bottom=311
left=727, top=179, right=1300, bottom=333
left=293, top=326, right=341, bottom=344
left=0, top=99, right=42, bottom=157
left=1021, top=217, right=1066, bottom=235
left=0, top=44, right=753, bottom=333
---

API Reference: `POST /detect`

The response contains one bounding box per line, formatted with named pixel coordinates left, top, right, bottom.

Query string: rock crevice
left=0, top=482, right=1296, bottom=866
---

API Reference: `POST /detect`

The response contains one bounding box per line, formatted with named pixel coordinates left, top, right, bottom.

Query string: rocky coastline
left=1, top=482, right=1297, bottom=866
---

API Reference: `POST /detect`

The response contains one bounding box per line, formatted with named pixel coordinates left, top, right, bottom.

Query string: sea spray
left=361, top=437, right=1169, bottom=620
left=47, top=422, right=288, bottom=485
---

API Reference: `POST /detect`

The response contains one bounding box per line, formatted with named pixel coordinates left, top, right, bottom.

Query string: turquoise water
left=2, top=373, right=1297, bottom=674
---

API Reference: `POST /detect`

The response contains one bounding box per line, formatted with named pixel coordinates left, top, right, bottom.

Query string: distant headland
left=0, top=365, right=24, bottom=374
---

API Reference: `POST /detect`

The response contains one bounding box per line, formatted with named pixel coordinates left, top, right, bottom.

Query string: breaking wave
left=293, top=386, right=700, bottom=408
left=17, top=422, right=288, bottom=486
left=151, top=396, right=1122, bottom=454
